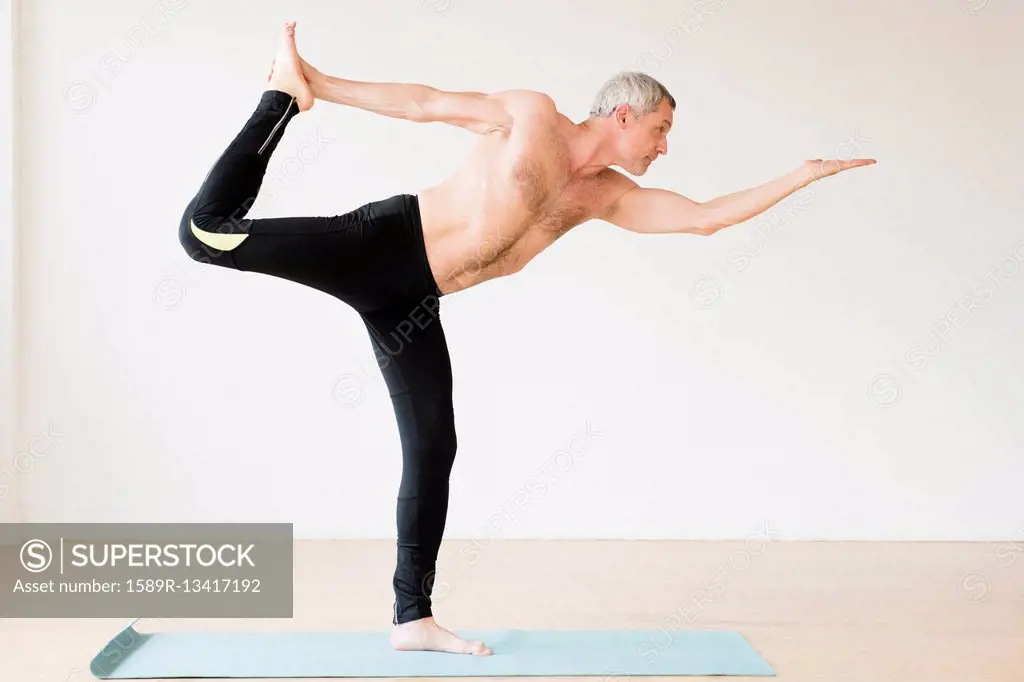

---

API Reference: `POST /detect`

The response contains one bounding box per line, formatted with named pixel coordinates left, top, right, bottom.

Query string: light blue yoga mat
left=89, top=623, right=775, bottom=678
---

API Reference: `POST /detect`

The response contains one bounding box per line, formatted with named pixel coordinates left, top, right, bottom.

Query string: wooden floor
left=1, top=539, right=1021, bottom=681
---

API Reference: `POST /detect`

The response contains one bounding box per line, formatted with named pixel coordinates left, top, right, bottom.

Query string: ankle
left=394, top=615, right=434, bottom=628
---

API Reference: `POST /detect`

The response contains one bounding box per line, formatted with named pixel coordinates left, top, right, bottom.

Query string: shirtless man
left=179, top=21, right=874, bottom=657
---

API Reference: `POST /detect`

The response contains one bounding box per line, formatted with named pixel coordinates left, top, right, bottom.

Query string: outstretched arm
left=600, top=159, right=876, bottom=236
left=300, top=60, right=529, bottom=134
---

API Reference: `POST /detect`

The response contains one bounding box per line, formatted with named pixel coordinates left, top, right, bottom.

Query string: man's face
left=617, top=98, right=673, bottom=176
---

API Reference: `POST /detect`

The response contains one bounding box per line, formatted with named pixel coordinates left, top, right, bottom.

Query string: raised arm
left=600, top=159, right=876, bottom=236
left=599, top=184, right=713, bottom=235
left=300, top=60, right=535, bottom=134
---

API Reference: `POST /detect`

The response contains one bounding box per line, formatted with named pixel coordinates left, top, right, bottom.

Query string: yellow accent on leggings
left=190, top=219, right=250, bottom=251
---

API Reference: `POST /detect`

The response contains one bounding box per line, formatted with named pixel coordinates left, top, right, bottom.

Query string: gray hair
left=588, top=71, right=676, bottom=119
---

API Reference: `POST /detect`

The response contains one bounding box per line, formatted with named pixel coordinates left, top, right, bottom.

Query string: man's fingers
left=805, top=158, right=877, bottom=181
left=840, top=158, right=877, bottom=170
left=817, top=158, right=877, bottom=176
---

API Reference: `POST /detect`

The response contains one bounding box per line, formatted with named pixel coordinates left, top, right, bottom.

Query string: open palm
left=806, top=158, right=876, bottom=180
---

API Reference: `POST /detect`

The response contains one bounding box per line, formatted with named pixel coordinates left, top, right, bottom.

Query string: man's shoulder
left=594, top=168, right=638, bottom=195
left=493, top=90, right=558, bottom=117
left=594, top=167, right=634, bottom=184
left=588, top=169, right=639, bottom=217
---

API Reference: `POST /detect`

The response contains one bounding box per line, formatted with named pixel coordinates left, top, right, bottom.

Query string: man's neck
left=567, top=118, right=618, bottom=178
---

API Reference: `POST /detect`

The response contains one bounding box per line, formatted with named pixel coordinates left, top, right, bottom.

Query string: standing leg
left=361, top=300, right=491, bottom=656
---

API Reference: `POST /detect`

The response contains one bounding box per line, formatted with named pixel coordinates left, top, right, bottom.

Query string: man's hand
left=802, top=158, right=876, bottom=182
left=266, top=56, right=322, bottom=87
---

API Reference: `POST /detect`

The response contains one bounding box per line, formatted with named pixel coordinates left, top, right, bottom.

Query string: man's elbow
left=406, top=86, right=443, bottom=123
left=679, top=205, right=727, bottom=236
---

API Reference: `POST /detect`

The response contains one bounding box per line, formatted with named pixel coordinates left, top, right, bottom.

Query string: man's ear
left=615, top=103, right=632, bottom=127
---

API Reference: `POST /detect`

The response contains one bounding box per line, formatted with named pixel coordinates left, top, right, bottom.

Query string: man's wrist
left=308, top=70, right=331, bottom=97
left=791, top=163, right=817, bottom=189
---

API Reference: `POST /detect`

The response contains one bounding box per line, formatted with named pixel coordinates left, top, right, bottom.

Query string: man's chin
left=613, top=161, right=649, bottom=177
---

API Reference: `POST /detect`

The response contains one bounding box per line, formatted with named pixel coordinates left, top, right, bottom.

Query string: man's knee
left=420, top=405, right=457, bottom=460
left=401, top=398, right=457, bottom=470
left=190, top=222, right=249, bottom=253
left=179, top=203, right=237, bottom=266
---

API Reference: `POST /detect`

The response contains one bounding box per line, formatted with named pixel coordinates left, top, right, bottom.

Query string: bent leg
left=178, top=90, right=436, bottom=309
left=183, top=89, right=300, bottom=253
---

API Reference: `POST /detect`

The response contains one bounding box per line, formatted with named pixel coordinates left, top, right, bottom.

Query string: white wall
left=0, top=0, right=21, bottom=526
left=14, top=0, right=1023, bottom=540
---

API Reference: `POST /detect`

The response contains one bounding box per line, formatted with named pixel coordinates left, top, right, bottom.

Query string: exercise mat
left=90, top=622, right=775, bottom=678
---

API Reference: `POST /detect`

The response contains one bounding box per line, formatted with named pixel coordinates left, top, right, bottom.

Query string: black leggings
left=178, top=89, right=455, bottom=625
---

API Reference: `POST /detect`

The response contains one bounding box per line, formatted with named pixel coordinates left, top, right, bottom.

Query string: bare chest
left=526, top=179, right=610, bottom=237
left=506, top=146, right=619, bottom=238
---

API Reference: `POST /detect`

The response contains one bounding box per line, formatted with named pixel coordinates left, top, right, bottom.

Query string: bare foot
left=265, top=21, right=314, bottom=111
left=390, top=616, right=492, bottom=655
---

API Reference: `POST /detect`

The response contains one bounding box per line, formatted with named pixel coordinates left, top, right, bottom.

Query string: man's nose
left=657, top=140, right=668, bottom=156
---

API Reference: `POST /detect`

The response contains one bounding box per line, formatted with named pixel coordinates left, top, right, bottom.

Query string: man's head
left=587, top=72, right=675, bottom=176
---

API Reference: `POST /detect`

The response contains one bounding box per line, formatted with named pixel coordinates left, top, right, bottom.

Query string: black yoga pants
left=178, top=89, right=455, bottom=625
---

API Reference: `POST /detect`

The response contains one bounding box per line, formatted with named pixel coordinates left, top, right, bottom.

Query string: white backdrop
left=1, top=0, right=19, bottom=527
left=7, top=0, right=1023, bottom=540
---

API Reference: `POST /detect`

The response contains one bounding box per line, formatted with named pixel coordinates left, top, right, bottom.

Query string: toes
left=467, top=640, right=491, bottom=655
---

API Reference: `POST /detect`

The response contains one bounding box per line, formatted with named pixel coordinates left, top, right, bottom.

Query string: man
left=179, top=21, right=874, bottom=657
